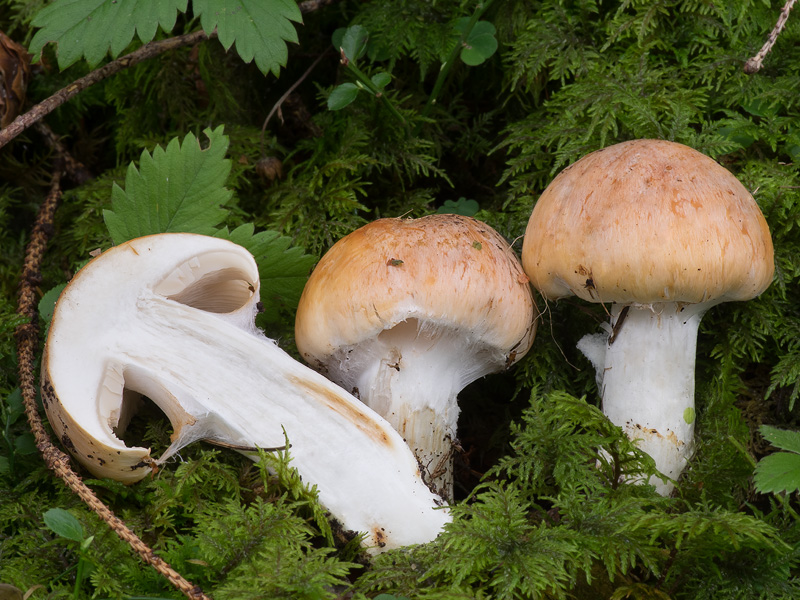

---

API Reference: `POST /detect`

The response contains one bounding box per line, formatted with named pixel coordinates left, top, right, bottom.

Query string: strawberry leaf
left=753, top=425, right=800, bottom=494
left=103, top=126, right=231, bottom=244
left=193, top=0, right=302, bottom=76
left=754, top=452, right=800, bottom=495
left=29, top=0, right=187, bottom=69
left=760, top=425, right=800, bottom=454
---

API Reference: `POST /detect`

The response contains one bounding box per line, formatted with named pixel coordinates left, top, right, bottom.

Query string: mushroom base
left=578, top=302, right=707, bottom=495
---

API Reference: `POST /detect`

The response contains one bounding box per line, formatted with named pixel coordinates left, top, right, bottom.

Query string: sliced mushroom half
left=42, top=233, right=449, bottom=551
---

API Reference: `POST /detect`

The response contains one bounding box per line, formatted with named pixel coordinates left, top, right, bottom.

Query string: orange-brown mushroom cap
left=296, top=214, right=537, bottom=373
left=522, top=139, right=774, bottom=305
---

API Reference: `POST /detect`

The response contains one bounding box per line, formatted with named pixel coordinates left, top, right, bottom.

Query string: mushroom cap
left=295, top=214, right=537, bottom=370
left=521, top=139, right=774, bottom=305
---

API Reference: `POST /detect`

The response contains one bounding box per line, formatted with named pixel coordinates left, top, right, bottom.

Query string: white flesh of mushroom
left=329, top=319, right=510, bottom=498
left=577, top=302, right=707, bottom=494
left=42, top=233, right=449, bottom=552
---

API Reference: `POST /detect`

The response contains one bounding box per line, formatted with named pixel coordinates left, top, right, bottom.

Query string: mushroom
left=294, top=214, right=537, bottom=500
left=42, top=233, right=450, bottom=552
left=521, top=139, right=774, bottom=494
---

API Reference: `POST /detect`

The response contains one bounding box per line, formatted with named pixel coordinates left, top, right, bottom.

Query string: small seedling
left=43, top=508, right=95, bottom=598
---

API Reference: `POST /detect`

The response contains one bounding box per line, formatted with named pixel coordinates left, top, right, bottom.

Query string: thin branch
left=744, top=0, right=796, bottom=74
left=0, top=30, right=212, bottom=150
left=15, top=164, right=210, bottom=600
left=260, top=48, right=330, bottom=156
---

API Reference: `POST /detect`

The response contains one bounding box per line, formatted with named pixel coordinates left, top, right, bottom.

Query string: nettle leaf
left=216, top=224, right=316, bottom=321
left=454, top=18, right=498, bottom=66
left=328, top=83, right=360, bottom=110
left=29, top=0, right=187, bottom=69
left=104, top=126, right=231, bottom=244
left=753, top=425, right=800, bottom=494
left=193, top=0, right=301, bottom=77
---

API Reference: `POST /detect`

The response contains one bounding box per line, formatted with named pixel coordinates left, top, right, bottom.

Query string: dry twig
left=0, top=30, right=212, bottom=149
left=744, top=0, right=796, bottom=74
left=15, top=164, right=211, bottom=600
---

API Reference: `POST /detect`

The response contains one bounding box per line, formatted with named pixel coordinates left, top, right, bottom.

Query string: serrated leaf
left=753, top=452, right=800, bottom=494
left=193, top=0, right=301, bottom=76
left=371, top=72, right=391, bottom=90
left=29, top=0, right=187, bottom=70
left=215, top=224, right=316, bottom=322
left=760, top=425, right=800, bottom=454
left=103, top=126, right=231, bottom=244
left=43, top=508, right=85, bottom=543
left=328, top=83, right=360, bottom=110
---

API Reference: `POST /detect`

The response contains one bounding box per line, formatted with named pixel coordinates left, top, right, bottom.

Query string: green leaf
left=456, top=20, right=498, bottom=67
left=29, top=0, right=187, bottom=69
left=328, top=83, right=360, bottom=111
left=38, top=284, right=66, bottom=325
left=371, top=72, right=391, bottom=90
left=4, top=388, right=24, bottom=426
left=437, top=197, right=480, bottom=216
left=13, top=433, right=37, bottom=456
left=216, top=224, right=316, bottom=322
left=193, top=0, right=301, bottom=77
left=103, top=126, right=231, bottom=244
left=43, top=508, right=85, bottom=543
left=754, top=452, right=800, bottom=494
left=336, top=25, right=369, bottom=62
left=760, top=425, right=800, bottom=454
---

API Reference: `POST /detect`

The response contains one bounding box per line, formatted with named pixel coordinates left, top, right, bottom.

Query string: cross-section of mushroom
left=41, top=233, right=449, bottom=552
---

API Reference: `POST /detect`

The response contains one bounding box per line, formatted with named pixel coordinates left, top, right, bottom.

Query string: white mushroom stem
left=577, top=302, right=710, bottom=495
left=331, top=320, right=508, bottom=500
left=43, top=234, right=450, bottom=552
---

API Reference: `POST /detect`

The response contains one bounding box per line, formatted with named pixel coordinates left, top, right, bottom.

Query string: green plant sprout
left=0, top=388, right=37, bottom=477
left=328, top=24, right=407, bottom=129
left=328, top=0, right=498, bottom=136
left=43, top=508, right=96, bottom=599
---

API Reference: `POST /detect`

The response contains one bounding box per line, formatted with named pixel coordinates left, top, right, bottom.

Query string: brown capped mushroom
left=295, top=214, right=537, bottom=499
left=522, top=139, right=774, bottom=494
